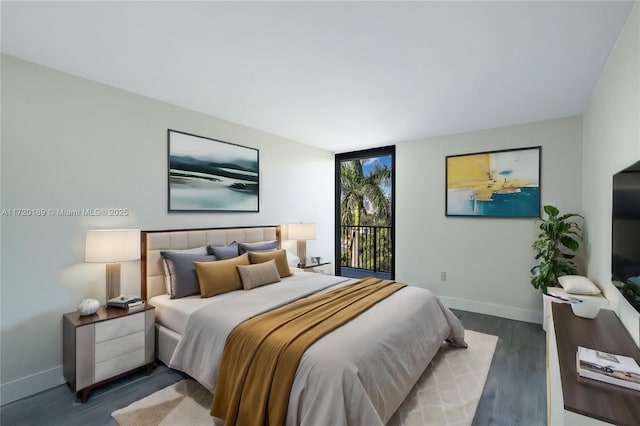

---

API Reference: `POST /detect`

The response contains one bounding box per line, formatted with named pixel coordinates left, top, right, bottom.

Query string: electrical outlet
left=441, top=271, right=447, bottom=281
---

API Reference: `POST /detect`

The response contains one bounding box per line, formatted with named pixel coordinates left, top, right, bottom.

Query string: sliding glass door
left=335, top=146, right=395, bottom=279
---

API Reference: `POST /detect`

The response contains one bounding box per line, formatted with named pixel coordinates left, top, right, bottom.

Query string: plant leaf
left=560, top=236, right=579, bottom=251
left=544, top=205, right=559, bottom=216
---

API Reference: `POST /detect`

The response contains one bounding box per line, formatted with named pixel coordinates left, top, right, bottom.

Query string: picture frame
left=168, top=129, right=259, bottom=212
left=445, top=146, right=541, bottom=218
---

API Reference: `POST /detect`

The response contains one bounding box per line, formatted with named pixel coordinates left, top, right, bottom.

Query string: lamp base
left=106, top=263, right=121, bottom=301
left=297, top=240, right=307, bottom=267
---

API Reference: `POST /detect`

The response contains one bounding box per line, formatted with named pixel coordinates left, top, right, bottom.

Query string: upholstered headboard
left=141, top=226, right=281, bottom=300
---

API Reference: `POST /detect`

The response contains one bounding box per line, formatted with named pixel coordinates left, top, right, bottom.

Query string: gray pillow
left=237, top=259, right=281, bottom=290
left=206, top=241, right=239, bottom=260
left=238, top=240, right=278, bottom=254
left=160, top=246, right=208, bottom=293
left=161, top=251, right=216, bottom=299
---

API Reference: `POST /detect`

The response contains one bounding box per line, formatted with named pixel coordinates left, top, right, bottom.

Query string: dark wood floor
left=452, top=310, right=547, bottom=426
left=0, top=310, right=546, bottom=426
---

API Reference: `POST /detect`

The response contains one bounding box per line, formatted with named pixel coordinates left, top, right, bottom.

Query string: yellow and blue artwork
left=446, top=146, right=541, bottom=217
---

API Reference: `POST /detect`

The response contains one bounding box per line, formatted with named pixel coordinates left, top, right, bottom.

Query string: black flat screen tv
left=612, top=160, right=640, bottom=312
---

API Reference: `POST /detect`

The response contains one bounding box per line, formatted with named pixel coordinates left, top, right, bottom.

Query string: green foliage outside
left=340, top=159, right=392, bottom=271
left=340, top=160, right=391, bottom=227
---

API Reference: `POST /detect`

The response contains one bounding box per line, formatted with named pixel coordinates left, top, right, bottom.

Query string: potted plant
left=531, top=205, right=583, bottom=294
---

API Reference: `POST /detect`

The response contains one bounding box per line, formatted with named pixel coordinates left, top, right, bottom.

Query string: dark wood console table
left=551, top=303, right=640, bottom=425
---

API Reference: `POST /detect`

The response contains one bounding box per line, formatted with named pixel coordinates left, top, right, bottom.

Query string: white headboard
left=141, top=226, right=281, bottom=300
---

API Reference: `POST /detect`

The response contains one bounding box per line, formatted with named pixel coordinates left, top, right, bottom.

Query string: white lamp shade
left=85, top=229, right=141, bottom=262
left=288, top=223, right=316, bottom=240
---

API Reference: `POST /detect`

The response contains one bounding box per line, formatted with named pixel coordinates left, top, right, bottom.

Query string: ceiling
left=1, top=1, right=635, bottom=153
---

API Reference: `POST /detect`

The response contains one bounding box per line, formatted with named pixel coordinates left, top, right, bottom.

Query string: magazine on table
left=576, top=346, right=640, bottom=391
left=107, top=295, right=144, bottom=309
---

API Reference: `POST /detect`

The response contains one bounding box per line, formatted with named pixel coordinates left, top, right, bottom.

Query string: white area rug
left=112, top=330, right=497, bottom=426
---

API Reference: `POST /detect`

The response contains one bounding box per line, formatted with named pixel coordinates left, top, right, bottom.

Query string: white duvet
left=169, top=273, right=466, bottom=426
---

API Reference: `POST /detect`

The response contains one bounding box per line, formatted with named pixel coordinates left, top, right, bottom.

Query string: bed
left=142, top=225, right=466, bottom=426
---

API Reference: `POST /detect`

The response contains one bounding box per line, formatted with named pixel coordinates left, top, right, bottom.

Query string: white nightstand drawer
left=94, top=348, right=145, bottom=382
left=95, top=331, right=145, bottom=363
left=63, top=306, right=155, bottom=402
left=95, top=312, right=144, bottom=343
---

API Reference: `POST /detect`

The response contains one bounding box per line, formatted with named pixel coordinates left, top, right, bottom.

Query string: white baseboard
left=439, top=296, right=543, bottom=324
left=0, top=365, right=65, bottom=406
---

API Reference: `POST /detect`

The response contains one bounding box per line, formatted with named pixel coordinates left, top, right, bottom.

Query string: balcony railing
left=340, top=225, right=392, bottom=275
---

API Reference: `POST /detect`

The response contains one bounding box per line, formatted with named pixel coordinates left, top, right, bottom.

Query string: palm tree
left=340, top=160, right=391, bottom=266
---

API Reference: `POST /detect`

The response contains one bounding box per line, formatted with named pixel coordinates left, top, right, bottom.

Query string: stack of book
left=107, top=295, right=144, bottom=310
left=577, top=346, right=640, bottom=391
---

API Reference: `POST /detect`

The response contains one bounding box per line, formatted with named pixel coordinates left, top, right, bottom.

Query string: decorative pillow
left=160, top=251, right=216, bottom=299
left=286, top=250, right=300, bottom=268
left=194, top=253, right=249, bottom=298
left=248, top=249, right=292, bottom=278
left=206, top=241, right=239, bottom=260
left=161, top=246, right=209, bottom=293
left=238, top=240, right=278, bottom=254
left=237, top=259, right=281, bottom=290
left=558, top=275, right=601, bottom=295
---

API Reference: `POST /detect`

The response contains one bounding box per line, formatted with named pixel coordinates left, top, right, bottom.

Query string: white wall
left=582, top=3, right=640, bottom=346
left=0, top=55, right=334, bottom=404
left=396, top=117, right=584, bottom=323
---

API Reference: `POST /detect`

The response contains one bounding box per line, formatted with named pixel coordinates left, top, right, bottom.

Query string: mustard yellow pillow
left=248, top=249, right=292, bottom=278
left=194, top=253, right=249, bottom=297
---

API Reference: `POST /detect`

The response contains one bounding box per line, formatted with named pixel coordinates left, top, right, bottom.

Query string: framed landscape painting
left=446, top=146, right=541, bottom=217
left=168, top=130, right=259, bottom=212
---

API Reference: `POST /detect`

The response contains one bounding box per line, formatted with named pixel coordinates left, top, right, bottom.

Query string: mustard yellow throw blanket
left=211, top=277, right=406, bottom=426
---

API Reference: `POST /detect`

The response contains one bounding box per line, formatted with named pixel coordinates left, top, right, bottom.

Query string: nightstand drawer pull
left=95, top=331, right=145, bottom=363
left=94, top=348, right=145, bottom=382
left=95, top=312, right=144, bottom=343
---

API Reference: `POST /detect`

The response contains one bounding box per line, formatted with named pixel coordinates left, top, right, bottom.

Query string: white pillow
left=557, top=275, right=601, bottom=295
left=285, top=250, right=300, bottom=268
left=161, top=246, right=208, bottom=294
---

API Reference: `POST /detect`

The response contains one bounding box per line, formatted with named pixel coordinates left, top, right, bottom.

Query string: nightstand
left=298, top=262, right=331, bottom=274
left=63, top=304, right=155, bottom=402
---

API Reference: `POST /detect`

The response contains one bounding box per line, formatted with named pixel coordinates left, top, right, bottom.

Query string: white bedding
left=150, top=293, right=236, bottom=335
left=168, top=273, right=465, bottom=426
left=150, top=271, right=317, bottom=334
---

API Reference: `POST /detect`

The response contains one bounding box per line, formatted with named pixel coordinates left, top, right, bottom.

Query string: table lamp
left=288, top=223, right=316, bottom=267
left=85, top=229, right=140, bottom=301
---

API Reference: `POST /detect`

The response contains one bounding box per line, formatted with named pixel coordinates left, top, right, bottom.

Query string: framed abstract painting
left=168, top=129, right=259, bottom=212
left=445, top=146, right=541, bottom=217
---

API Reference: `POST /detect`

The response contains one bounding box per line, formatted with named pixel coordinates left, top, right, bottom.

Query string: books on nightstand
left=107, top=295, right=144, bottom=310
left=577, top=346, right=640, bottom=391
